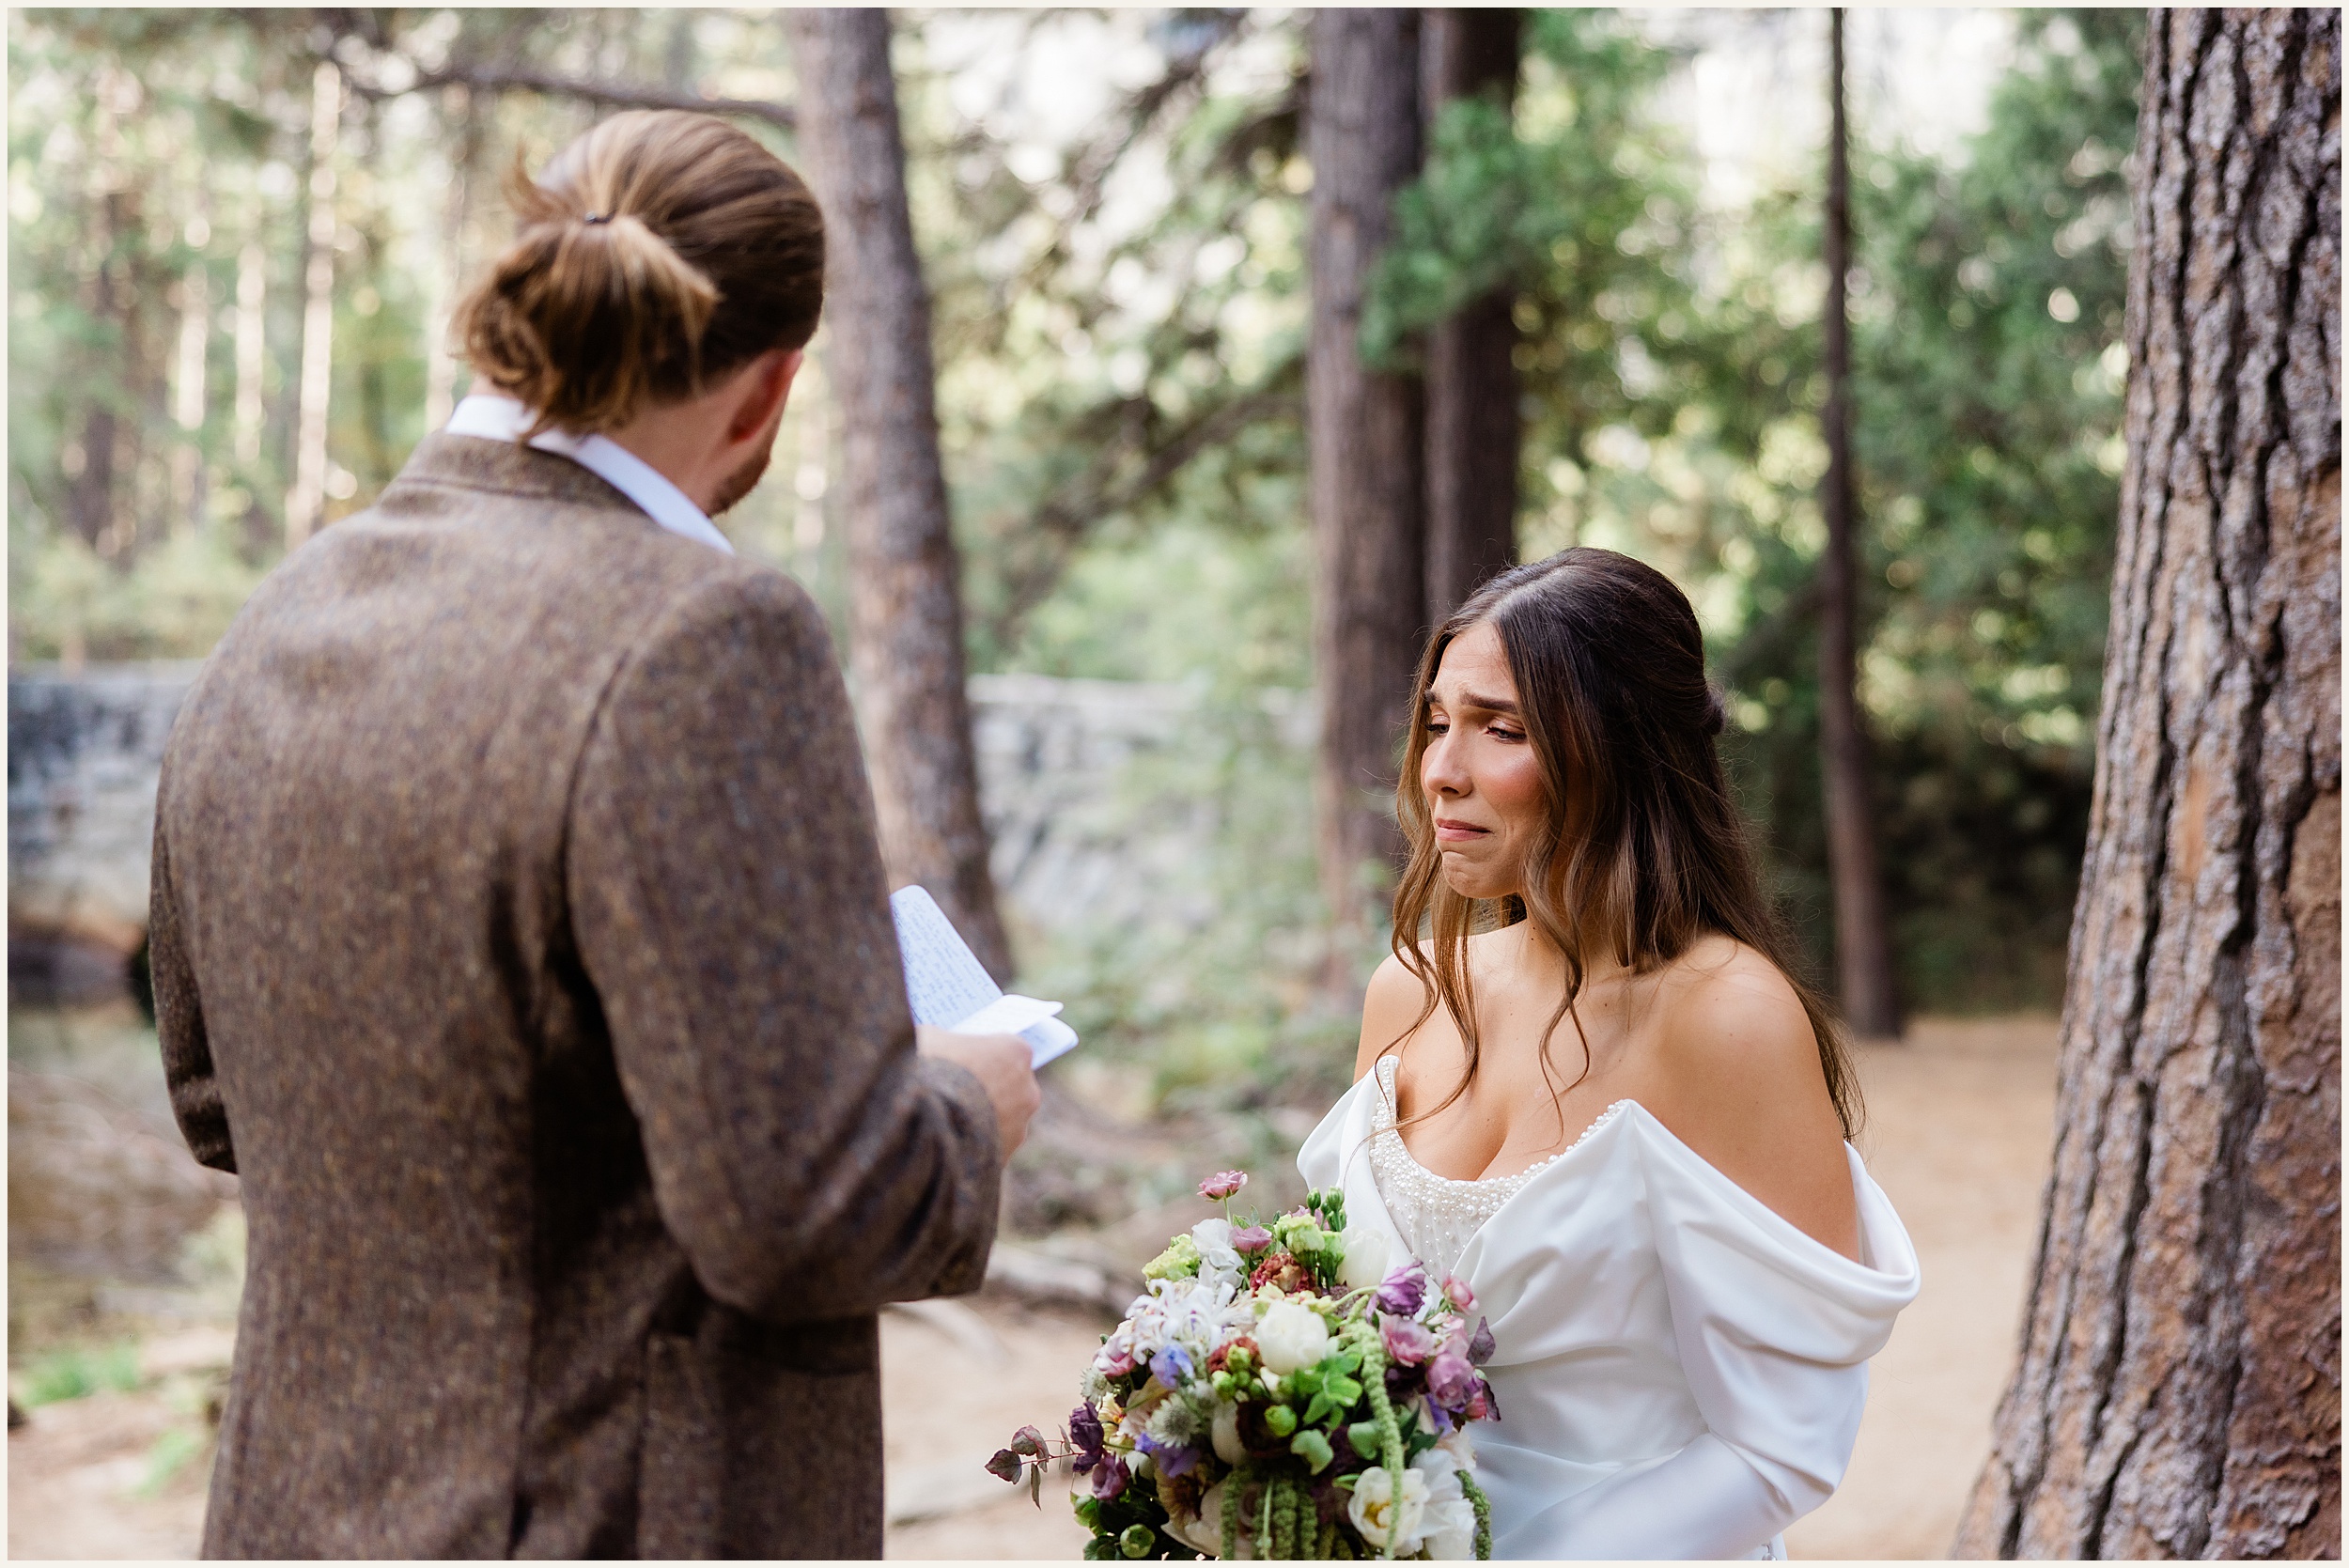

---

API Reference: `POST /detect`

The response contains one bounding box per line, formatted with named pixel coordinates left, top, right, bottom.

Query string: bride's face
left=1422, top=621, right=1549, bottom=901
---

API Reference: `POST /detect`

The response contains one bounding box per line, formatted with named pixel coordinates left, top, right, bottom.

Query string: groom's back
left=156, top=434, right=805, bottom=1556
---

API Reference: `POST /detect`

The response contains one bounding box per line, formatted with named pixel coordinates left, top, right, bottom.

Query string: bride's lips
left=1434, top=817, right=1491, bottom=845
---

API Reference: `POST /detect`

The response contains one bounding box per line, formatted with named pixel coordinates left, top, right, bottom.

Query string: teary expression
left=1422, top=621, right=1550, bottom=901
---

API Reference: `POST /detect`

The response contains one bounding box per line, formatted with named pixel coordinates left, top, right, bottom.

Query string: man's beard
left=707, top=440, right=773, bottom=518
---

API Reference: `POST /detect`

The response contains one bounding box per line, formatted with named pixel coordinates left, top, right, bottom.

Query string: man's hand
left=915, top=1026, right=1042, bottom=1161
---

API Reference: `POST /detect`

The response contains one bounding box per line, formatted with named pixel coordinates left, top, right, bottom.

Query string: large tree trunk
left=1955, top=10, right=2341, bottom=1559
left=286, top=59, right=340, bottom=549
left=1421, top=8, right=1521, bottom=626
left=787, top=8, right=1014, bottom=981
left=1816, top=9, right=1902, bottom=1039
left=1310, top=9, right=1425, bottom=953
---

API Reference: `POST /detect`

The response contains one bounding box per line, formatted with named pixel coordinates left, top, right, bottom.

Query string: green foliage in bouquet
left=992, top=1172, right=1497, bottom=1560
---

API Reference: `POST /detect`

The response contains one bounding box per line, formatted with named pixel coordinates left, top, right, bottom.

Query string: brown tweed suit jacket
left=148, top=433, right=1002, bottom=1559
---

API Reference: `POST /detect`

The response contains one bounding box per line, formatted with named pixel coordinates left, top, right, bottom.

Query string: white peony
left=1336, top=1224, right=1392, bottom=1290
left=1192, top=1217, right=1245, bottom=1278
left=1346, top=1464, right=1430, bottom=1555
left=1255, top=1299, right=1333, bottom=1374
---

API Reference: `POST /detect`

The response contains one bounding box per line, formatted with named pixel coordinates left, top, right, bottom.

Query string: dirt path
left=9, top=1016, right=2056, bottom=1560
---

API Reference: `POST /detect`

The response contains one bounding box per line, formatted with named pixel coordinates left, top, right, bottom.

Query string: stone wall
left=7, top=663, right=1304, bottom=988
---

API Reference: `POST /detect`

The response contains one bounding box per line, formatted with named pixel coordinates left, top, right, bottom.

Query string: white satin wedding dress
left=1298, top=1056, right=1921, bottom=1560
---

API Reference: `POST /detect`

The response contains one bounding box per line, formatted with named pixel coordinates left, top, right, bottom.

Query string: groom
left=148, top=112, right=1037, bottom=1557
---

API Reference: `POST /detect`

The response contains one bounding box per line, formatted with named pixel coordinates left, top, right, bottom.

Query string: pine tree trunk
left=1310, top=8, right=1425, bottom=950
left=286, top=59, right=340, bottom=549
left=786, top=8, right=1014, bottom=982
left=1955, top=10, right=2341, bottom=1558
left=1817, top=9, right=1902, bottom=1039
left=1421, top=8, right=1521, bottom=626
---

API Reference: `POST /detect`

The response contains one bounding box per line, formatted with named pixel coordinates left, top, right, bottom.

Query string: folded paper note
left=890, top=885, right=1080, bottom=1068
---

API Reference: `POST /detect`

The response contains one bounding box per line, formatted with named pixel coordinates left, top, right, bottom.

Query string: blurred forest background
left=9, top=4, right=2139, bottom=1047
left=8, top=7, right=2155, bottom=1553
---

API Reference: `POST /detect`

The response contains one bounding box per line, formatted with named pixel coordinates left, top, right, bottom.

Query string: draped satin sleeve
left=1502, top=1124, right=1921, bottom=1560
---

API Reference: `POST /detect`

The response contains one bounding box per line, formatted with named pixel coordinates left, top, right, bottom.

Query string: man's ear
left=725, top=349, right=801, bottom=442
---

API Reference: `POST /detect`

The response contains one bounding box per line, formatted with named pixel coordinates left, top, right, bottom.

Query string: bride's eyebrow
left=1426, top=688, right=1522, bottom=716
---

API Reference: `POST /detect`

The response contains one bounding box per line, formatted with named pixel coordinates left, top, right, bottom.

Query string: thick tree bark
left=1955, top=10, right=2341, bottom=1559
left=1816, top=10, right=1903, bottom=1039
left=1421, top=8, right=1521, bottom=625
left=1310, top=9, right=1425, bottom=949
left=787, top=8, right=1014, bottom=981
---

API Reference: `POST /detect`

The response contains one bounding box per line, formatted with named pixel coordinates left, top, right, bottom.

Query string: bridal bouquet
left=988, top=1172, right=1497, bottom=1560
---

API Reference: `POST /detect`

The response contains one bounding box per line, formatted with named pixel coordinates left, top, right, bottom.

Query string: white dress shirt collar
left=443, top=394, right=736, bottom=557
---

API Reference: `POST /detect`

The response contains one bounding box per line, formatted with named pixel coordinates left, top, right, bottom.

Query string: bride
left=1299, top=548, right=1921, bottom=1560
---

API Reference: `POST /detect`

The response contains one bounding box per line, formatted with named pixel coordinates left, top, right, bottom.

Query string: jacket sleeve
left=566, top=568, right=1002, bottom=1323
left=150, top=798, right=236, bottom=1173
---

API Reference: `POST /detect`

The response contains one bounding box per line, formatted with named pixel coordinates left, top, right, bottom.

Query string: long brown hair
left=455, top=111, right=825, bottom=436
left=1387, top=547, right=1862, bottom=1139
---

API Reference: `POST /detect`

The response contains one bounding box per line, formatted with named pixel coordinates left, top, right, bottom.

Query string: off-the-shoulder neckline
left=1343, top=1067, right=1901, bottom=1279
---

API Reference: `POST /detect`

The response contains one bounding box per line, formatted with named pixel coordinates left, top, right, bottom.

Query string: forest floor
left=8, top=1013, right=2058, bottom=1560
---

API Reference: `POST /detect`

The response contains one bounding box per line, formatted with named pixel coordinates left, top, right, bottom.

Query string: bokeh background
left=10, top=8, right=2139, bottom=1557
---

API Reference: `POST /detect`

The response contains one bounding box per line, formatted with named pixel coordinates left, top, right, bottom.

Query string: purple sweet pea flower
left=1134, top=1433, right=1203, bottom=1477
left=1199, top=1170, right=1249, bottom=1201
left=1375, top=1264, right=1428, bottom=1317
left=1149, top=1343, right=1194, bottom=1389
left=1427, top=1347, right=1481, bottom=1408
left=1090, top=1455, right=1129, bottom=1500
left=1231, top=1224, right=1275, bottom=1253
left=1068, top=1404, right=1105, bottom=1473
left=1380, top=1314, right=1438, bottom=1367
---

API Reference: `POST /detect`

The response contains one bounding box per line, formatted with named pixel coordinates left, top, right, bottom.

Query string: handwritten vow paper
left=890, top=885, right=1080, bottom=1068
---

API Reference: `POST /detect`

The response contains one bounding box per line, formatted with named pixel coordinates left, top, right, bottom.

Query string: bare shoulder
left=1641, top=936, right=1860, bottom=1258
left=1653, top=937, right=1821, bottom=1084
left=1354, top=952, right=1437, bottom=1082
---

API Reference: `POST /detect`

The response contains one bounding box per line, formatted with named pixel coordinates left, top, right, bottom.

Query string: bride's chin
left=1439, top=856, right=1517, bottom=903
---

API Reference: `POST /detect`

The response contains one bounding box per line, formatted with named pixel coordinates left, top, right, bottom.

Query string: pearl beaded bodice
left=1366, top=1055, right=1631, bottom=1283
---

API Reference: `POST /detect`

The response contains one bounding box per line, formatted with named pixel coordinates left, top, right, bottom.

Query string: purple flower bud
left=1375, top=1264, right=1428, bottom=1317
left=1468, top=1315, right=1497, bottom=1366
left=1069, top=1403, right=1105, bottom=1456
left=1380, top=1314, right=1438, bottom=1367
left=1090, top=1456, right=1129, bottom=1500
left=1428, top=1348, right=1480, bottom=1408
left=1442, top=1275, right=1480, bottom=1316
left=1199, top=1170, right=1250, bottom=1201
left=1150, top=1343, right=1194, bottom=1389
left=1231, top=1225, right=1275, bottom=1253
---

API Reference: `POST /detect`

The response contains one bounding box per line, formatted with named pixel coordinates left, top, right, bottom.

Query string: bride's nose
left=1423, top=733, right=1472, bottom=798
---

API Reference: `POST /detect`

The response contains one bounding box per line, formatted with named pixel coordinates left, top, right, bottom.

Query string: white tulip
left=1421, top=1495, right=1479, bottom=1560
left=1336, top=1224, right=1392, bottom=1290
left=1255, top=1300, right=1332, bottom=1374
left=1211, top=1398, right=1246, bottom=1464
left=1165, top=1479, right=1252, bottom=1558
left=1346, top=1464, right=1430, bottom=1555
